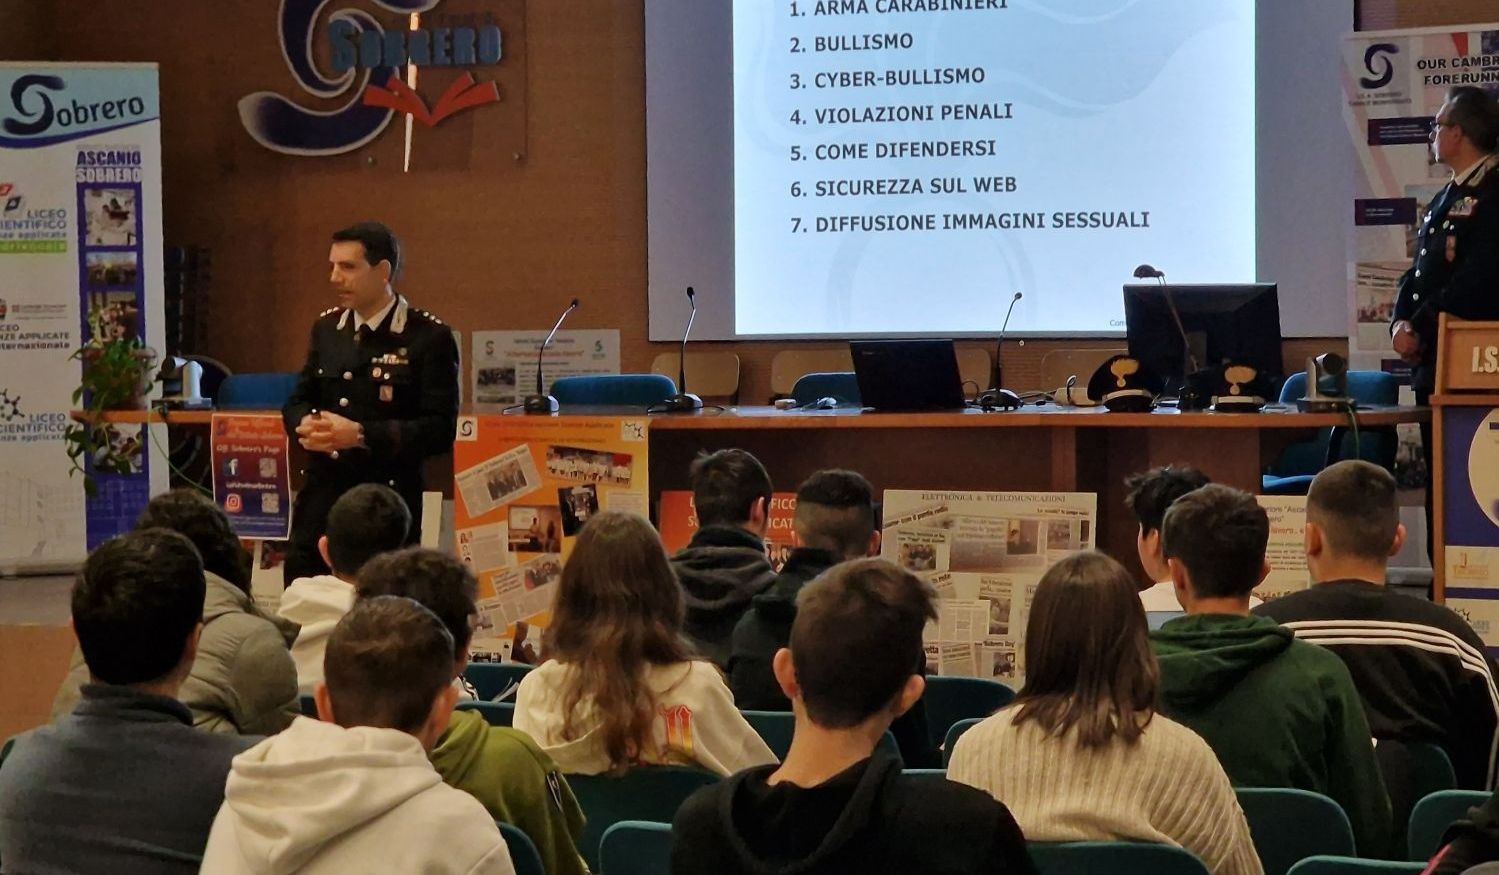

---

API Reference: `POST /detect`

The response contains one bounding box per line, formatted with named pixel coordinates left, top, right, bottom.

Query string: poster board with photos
left=453, top=415, right=650, bottom=661
left=881, top=490, right=1097, bottom=685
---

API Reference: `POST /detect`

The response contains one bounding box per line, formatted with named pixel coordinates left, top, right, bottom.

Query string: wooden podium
left=1432, top=315, right=1499, bottom=602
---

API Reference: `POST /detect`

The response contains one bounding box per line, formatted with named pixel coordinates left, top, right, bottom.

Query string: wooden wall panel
left=16, top=2, right=1446, bottom=406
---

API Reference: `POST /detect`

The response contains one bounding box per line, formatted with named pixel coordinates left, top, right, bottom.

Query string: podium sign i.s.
left=1433, top=316, right=1499, bottom=655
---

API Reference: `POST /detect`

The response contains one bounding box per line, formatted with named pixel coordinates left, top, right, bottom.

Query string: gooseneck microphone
left=976, top=291, right=1024, bottom=410
left=523, top=298, right=580, bottom=414
left=657, top=286, right=705, bottom=413
left=1133, top=264, right=1199, bottom=374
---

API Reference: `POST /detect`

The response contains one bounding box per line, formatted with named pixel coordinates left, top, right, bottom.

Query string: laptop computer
left=849, top=339, right=967, bottom=412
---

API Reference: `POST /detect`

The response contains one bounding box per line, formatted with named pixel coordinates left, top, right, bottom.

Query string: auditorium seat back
left=1286, top=856, right=1423, bottom=875
left=943, top=717, right=983, bottom=767
left=599, top=820, right=673, bottom=875
left=455, top=700, right=515, bottom=727
left=566, top=766, right=717, bottom=871
left=1029, top=841, right=1210, bottom=875
left=463, top=662, right=533, bottom=701
left=1407, top=790, right=1487, bottom=862
left=1236, top=787, right=1355, bottom=875
left=789, top=372, right=860, bottom=407
left=217, top=373, right=300, bottom=410
left=497, top=821, right=546, bottom=875
left=922, top=676, right=1015, bottom=749
left=741, top=709, right=901, bottom=763
left=550, top=374, right=676, bottom=408
left=1264, top=371, right=1399, bottom=495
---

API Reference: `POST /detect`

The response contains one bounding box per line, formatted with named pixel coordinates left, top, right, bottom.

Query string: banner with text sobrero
left=0, top=63, right=167, bottom=572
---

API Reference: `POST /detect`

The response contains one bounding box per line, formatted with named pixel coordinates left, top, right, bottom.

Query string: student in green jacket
left=1150, top=485, right=1392, bottom=859
left=358, top=548, right=588, bottom=875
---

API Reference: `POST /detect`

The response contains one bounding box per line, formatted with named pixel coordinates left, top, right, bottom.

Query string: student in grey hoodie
left=1150, top=485, right=1390, bottom=858
left=670, top=449, right=778, bottom=666
left=51, top=490, right=299, bottom=735
left=279, top=483, right=411, bottom=694
left=200, top=596, right=513, bottom=875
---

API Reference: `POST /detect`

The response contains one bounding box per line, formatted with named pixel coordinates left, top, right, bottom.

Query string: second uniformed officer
left=1390, top=86, right=1499, bottom=556
left=281, top=222, right=459, bottom=584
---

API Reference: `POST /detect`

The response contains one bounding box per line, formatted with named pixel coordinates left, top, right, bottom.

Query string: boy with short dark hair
left=673, top=558, right=1034, bottom=875
left=670, top=448, right=778, bottom=666
left=1123, top=465, right=1211, bottom=611
left=280, top=483, right=411, bottom=693
left=0, top=530, right=258, bottom=873
left=1256, top=460, right=1499, bottom=791
left=1151, top=484, right=1391, bottom=856
left=357, top=548, right=588, bottom=875
left=200, top=597, right=513, bottom=874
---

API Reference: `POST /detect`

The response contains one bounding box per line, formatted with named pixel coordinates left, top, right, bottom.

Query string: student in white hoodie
left=279, top=484, right=410, bottom=694
left=201, top=596, right=514, bottom=875
left=515, top=511, right=776, bottom=776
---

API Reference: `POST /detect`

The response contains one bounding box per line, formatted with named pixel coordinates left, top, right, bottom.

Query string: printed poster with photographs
left=1257, top=496, right=1311, bottom=602
left=471, top=329, right=621, bottom=406
left=882, top=490, right=1097, bottom=686
left=658, top=491, right=799, bottom=571
left=453, top=415, right=650, bottom=661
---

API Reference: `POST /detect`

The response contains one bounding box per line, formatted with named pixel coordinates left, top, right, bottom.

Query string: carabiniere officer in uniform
left=281, top=222, right=459, bottom=584
left=1390, top=86, right=1499, bottom=555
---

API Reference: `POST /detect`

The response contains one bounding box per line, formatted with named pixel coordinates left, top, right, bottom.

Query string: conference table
left=99, top=403, right=1427, bottom=583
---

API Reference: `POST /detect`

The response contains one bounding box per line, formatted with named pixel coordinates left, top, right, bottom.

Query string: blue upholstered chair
left=1262, top=371, right=1400, bottom=495
left=216, top=372, right=301, bottom=410
left=942, top=717, right=984, bottom=767
left=1235, top=787, right=1356, bottom=875
left=740, top=709, right=901, bottom=764
left=1408, top=790, right=1488, bottom=862
left=1029, top=841, right=1210, bottom=875
left=549, top=374, right=676, bottom=408
left=599, top=820, right=674, bottom=875
left=463, top=662, right=533, bottom=701
left=1286, top=857, right=1424, bottom=875
left=497, top=821, right=546, bottom=875
left=789, top=372, right=862, bottom=407
left=567, top=767, right=718, bottom=871
left=922, top=676, right=1016, bottom=749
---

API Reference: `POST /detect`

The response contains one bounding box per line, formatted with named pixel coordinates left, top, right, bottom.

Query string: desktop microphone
left=657, top=286, right=704, bottom=413
left=976, top=291, right=1024, bottom=410
left=523, top=298, right=580, bottom=414
left=1132, top=264, right=1204, bottom=408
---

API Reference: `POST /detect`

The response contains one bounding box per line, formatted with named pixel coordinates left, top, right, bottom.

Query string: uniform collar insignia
left=335, top=294, right=408, bottom=334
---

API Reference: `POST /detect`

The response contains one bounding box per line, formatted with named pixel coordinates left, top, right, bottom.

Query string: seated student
left=200, top=597, right=513, bottom=874
left=729, top=469, right=938, bottom=767
left=670, top=448, right=778, bottom=667
left=1151, top=484, right=1391, bottom=857
left=357, top=547, right=588, bottom=875
left=516, top=511, right=777, bottom=776
left=1125, top=465, right=1256, bottom=615
left=1255, top=460, right=1499, bottom=791
left=280, top=483, right=411, bottom=694
left=948, top=551, right=1262, bottom=875
left=0, top=530, right=258, bottom=873
left=51, top=489, right=299, bottom=735
left=673, top=558, right=1035, bottom=875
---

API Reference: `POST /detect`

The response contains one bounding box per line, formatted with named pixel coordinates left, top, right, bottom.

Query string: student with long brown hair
left=948, top=551, right=1262, bottom=875
left=514, top=511, right=776, bottom=776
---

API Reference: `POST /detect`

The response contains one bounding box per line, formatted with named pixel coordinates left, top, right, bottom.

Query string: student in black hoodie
left=728, top=470, right=938, bottom=766
left=670, top=449, right=778, bottom=667
left=672, top=558, right=1035, bottom=875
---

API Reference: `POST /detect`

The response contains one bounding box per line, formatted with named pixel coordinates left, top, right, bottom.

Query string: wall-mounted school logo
left=239, top=0, right=505, bottom=157
left=1360, top=43, right=1399, bottom=89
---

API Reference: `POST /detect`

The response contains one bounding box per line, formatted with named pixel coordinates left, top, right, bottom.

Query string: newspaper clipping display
left=453, top=415, right=649, bottom=661
left=882, top=490, right=1097, bottom=685
left=1257, top=495, right=1311, bottom=603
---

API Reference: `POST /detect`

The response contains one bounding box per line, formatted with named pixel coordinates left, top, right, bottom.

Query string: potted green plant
left=63, top=307, right=157, bottom=496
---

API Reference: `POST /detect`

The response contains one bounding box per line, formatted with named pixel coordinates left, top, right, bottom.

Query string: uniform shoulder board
left=414, top=308, right=445, bottom=325
left=318, top=306, right=341, bottom=318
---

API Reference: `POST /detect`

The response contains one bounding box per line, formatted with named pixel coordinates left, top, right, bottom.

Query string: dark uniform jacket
left=1393, top=155, right=1499, bottom=395
left=282, top=295, right=459, bottom=578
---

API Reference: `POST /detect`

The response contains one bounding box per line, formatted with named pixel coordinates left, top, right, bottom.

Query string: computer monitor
left=850, top=339, right=967, bottom=412
left=1123, top=283, right=1283, bottom=397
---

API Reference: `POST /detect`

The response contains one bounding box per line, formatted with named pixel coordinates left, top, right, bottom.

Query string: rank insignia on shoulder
left=1451, top=197, right=1478, bottom=218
